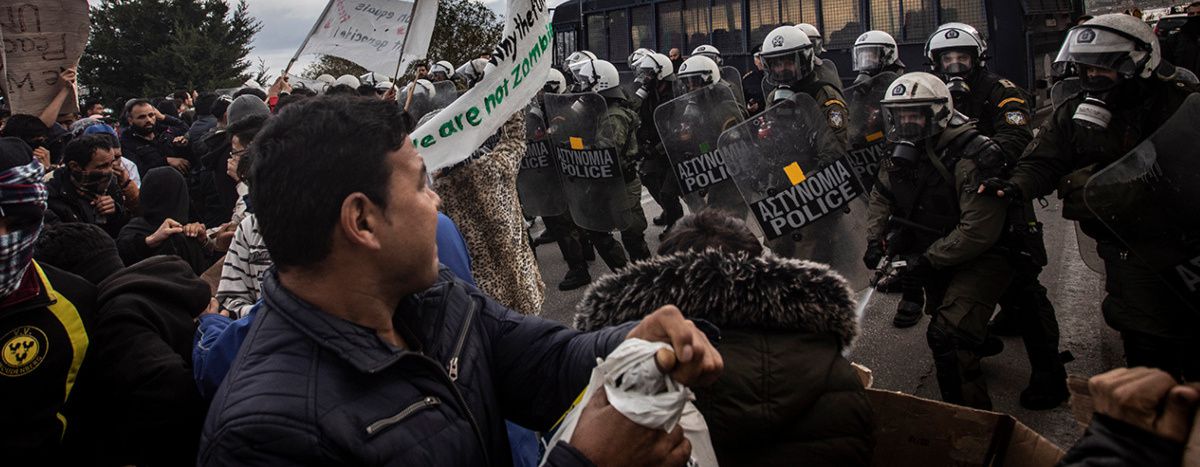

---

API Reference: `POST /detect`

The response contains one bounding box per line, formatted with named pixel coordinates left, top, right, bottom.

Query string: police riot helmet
left=796, top=23, right=826, bottom=54
left=544, top=68, right=566, bottom=94
left=1053, top=13, right=1160, bottom=89
left=456, top=58, right=492, bottom=86
left=565, top=50, right=599, bottom=72
left=677, top=55, right=721, bottom=92
left=334, top=74, right=361, bottom=88
left=924, top=22, right=988, bottom=76
left=571, top=59, right=623, bottom=99
left=634, top=53, right=674, bottom=82
left=853, top=30, right=900, bottom=74
left=760, top=26, right=815, bottom=86
left=881, top=72, right=955, bottom=144
left=430, top=60, right=455, bottom=81
left=406, top=79, right=436, bottom=96
left=691, top=45, right=723, bottom=66
left=628, top=48, right=655, bottom=67
left=359, top=72, right=386, bottom=86
left=316, top=74, right=336, bottom=84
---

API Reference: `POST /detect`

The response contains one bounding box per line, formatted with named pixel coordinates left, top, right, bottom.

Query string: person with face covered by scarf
left=44, top=135, right=131, bottom=238
left=0, top=137, right=106, bottom=463
left=116, top=167, right=220, bottom=275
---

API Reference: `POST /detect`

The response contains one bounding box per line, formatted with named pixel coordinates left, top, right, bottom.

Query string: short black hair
left=273, top=94, right=304, bottom=112
left=0, top=114, right=48, bottom=143
left=154, top=98, right=179, bottom=117
left=83, top=99, right=105, bottom=112
left=233, top=87, right=267, bottom=101
left=228, top=113, right=268, bottom=183
left=63, top=134, right=116, bottom=168
left=123, top=98, right=153, bottom=118
left=194, top=93, right=219, bottom=116
left=251, top=96, right=414, bottom=269
left=172, top=90, right=190, bottom=101
left=324, top=84, right=358, bottom=96
left=657, top=210, right=763, bottom=257
left=290, top=87, right=318, bottom=98
left=357, top=84, right=378, bottom=96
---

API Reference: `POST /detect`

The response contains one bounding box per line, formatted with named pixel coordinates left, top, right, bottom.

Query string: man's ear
left=338, top=193, right=383, bottom=251
left=66, top=161, right=81, bottom=172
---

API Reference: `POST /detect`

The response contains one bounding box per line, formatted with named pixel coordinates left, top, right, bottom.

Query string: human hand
left=92, top=195, right=116, bottom=215
left=625, top=305, right=723, bottom=387
left=382, top=85, right=397, bottom=102
left=112, top=160, right=130, bottom=185
left=863, top=239, right=885, bottom=270
left=32, top=147, right=51, bottom=169
left=211, top=222, right=237, bottom=251
left=182, top=222, right=206, bottom=239
left=60, top=67, right=77, bottom=86
left=976, top=177, right=1022, bottom=199
left=171, top=135, right=188, bottom=146
left=166, top=156, right=190, bottom=173
left=569, top=386, right=691, bottom=467
left=226, top=153, right=241, bottom=182
left=146, top=218, right=183, bottom=247
left=1089, top=367, right=1200, bottom=444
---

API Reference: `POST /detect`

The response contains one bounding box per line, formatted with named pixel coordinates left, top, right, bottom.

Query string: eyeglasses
left=230, top=148, right=249, bottom=159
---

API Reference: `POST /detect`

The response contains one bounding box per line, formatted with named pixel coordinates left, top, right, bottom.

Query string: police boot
left=893, top=284, right=925, bottom=328
left=928, top=319, right=992, bottom=410
left=580, top=235, right=596, bottom=262
left=558, top=267, right=592, bottom=291
left=588, top=232, right=628, bottom=271
left=1019, top=366, right=1068, bottom=411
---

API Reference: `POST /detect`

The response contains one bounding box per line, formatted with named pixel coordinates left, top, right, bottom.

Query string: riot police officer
left=691, top=44, right=723, bottom=65
left=867, top=73, right=1069, bottom=410
left=797, top=23, right=844, bottom=91
left=568, top=59, right=652, bottom=263
left=852, top=30, right=906, bottom=84
left=925, top=22, right=1055, bottom=340
left=761, top=25, right=850, bottom=151
left=980, top=14, right=1200, bottom=380
left=630, top=52, right=684, bottom=230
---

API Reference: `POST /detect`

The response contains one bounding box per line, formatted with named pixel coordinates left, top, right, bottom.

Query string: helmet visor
left=677, top=74, right=713, bottom=94
left=763, top=49, right=813, bottom=84
left=883, top=104, right=939, bottom=143
left=1052, top=27, right=1144, bottom=78
left=936, top=48, right=975, bottom=75
left=853, top=45, right=887, bottom=72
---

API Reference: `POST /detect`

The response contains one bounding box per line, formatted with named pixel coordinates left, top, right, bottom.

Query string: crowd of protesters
left=1, top=17, right=1199, bottom=462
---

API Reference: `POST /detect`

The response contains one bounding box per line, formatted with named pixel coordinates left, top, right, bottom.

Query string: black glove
left=863, top=240, right=885, bottom=269
left=977, top=177, right=1023, bottom=200
left=898, top=253, right=932, bottom=279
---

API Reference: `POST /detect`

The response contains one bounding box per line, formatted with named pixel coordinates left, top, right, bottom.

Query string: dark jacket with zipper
left=574, top=249, right=874, bottom=467
left=199, top=267, right=634, bottom=466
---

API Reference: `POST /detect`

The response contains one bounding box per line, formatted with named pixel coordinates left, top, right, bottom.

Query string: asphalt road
left=529, top=188, right=1121, bottom=450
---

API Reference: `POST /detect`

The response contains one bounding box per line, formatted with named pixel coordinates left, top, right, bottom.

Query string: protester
left=1, top=114, right=53, bottom=169
left=0, top=137, right=103, bottom=463
left=431, top=108, right=545, bottom=314
left=1162, top=2, right=1200, bottom=74
left=575, top=210, right=875, bottom=466
left=173, top=89, right=196, bottom=124
left=120, top=99, right=190, bottom=175
left=83, top=99, right=106, bottom=118
left=91, top=255, right=211, bottom=466
left=1060, top=367, right=1200, bottom=465
left=77, top=119, right=142, bottom=189
left=44, top=134, right=133, bottom=238
left=215, top=114, right=269, bottom=318
left=33, top=222, right=125, bottom=285
left=199, top=96, right=721, bottom=465
left=116, top=167, right=221, bottom=274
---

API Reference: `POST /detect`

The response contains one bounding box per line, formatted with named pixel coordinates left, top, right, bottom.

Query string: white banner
left=411, top=0, right=551, bottom=171
left=298, top=0, right=437, bottom=76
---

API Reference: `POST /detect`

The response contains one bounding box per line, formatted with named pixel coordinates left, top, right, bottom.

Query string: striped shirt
left=216, top=215, right=270, bottom=318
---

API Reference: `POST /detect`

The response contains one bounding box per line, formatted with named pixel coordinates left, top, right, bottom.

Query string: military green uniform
left=867, top=118, right=1059, bottom=409
left=591, top=98, right=651, bottom=263
left=815, top=57, right=844, bottom=92
left=1009, top=78, right=1200, bottom=379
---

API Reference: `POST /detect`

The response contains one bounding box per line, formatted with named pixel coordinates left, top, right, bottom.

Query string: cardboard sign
left=298, top=0, right=438, bottom=76
left=0, top=0, right=89, bottom=115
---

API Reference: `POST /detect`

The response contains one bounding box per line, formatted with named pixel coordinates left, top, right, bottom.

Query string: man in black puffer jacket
left=199, top=96, right=724, bottom=466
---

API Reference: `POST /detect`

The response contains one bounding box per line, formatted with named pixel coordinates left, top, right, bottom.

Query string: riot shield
left=1084, top=93, right=1200, bottom=312
left=842, top=71, right=896, bottom=192
left=406, top=80, right=459, bottom=122
left=654, top=84, right=746, bottom=212
left=517, top=105, right=568, bottom=217
left=1050, top=77, right=1082, bottom=110
left=720, top=66, right=746, bottom=107
left=717, top=94, right=873, bottom=288
left=619, top=71, right=639, bottom=101
left=543, top=92, right=632, bottom=232
left=1074, top=222, right=1104, bottom=274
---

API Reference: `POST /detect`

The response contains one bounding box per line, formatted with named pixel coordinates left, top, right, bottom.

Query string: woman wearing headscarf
left=116, top=167, right=219, bottom=274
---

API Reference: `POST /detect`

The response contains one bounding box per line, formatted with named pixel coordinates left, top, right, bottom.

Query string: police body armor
left=1085, top=93, right=1200, bottom=313
left=654, top=83, right=746, bottom=212
left=517, top=104, right=568, bottom=217
left=544, top=92, right=632, bottom=232
left=717, top=93, right=871, bottom=288
left=843, top=71, right=898, bottom=191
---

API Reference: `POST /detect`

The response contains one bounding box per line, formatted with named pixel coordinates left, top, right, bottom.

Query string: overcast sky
left=241, top=0, right=564, bottom=78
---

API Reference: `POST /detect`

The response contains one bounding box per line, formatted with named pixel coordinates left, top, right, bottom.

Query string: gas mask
left=1073, top=95, right=1113, bottom=131
left=771, top=87, right=796, bottom=103
left=945, top=76, right=971, bottom=103
left=890, top=141, right=922, bottom=166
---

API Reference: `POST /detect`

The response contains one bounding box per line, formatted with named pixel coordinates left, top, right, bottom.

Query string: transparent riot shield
left=517, top=105, right=568, bottom=217
left=843, top=71, right=896, bottom=192
left=1085, top=93, right=1200, bottom=312
left=1050, top=77, right=1082, bottom=110
left=619, top=70, right=639, bottom=101
left=406, top=80, right=459, bottom=122
left=654, top=84, right=746, bottom=212
left=720, top=66, right=746, bottom=107
left=717, top=94, right=872, bottom=288
left=543, top=92, right=632, bottom=232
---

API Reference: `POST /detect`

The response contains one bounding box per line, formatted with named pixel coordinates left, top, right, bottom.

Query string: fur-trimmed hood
left=574, top=248, right=859, bottom=348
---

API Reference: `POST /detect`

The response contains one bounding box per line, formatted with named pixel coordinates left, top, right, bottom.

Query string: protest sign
left=410, top=0, right=551, bottom=171
left=291, top=0, right=437, bottom=77
left=0, top=0, right=89, bottom=115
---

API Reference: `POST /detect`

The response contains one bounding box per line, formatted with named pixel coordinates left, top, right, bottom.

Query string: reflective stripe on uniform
left=824, top=99, right=846, bottom=108
left=33, top=261, right=89, bottom=438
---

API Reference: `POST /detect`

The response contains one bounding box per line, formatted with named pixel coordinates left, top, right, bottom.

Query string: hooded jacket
left=117, top=167, right=218, bottom=274
left=92, top=255, right=210, bottom=466
left=574, top=249, right=874, bottom=467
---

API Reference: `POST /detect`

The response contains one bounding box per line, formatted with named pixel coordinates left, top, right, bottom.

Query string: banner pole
left=391, top=0, right=423, bottom=110
left=284, top=0, right=335, bottom=77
